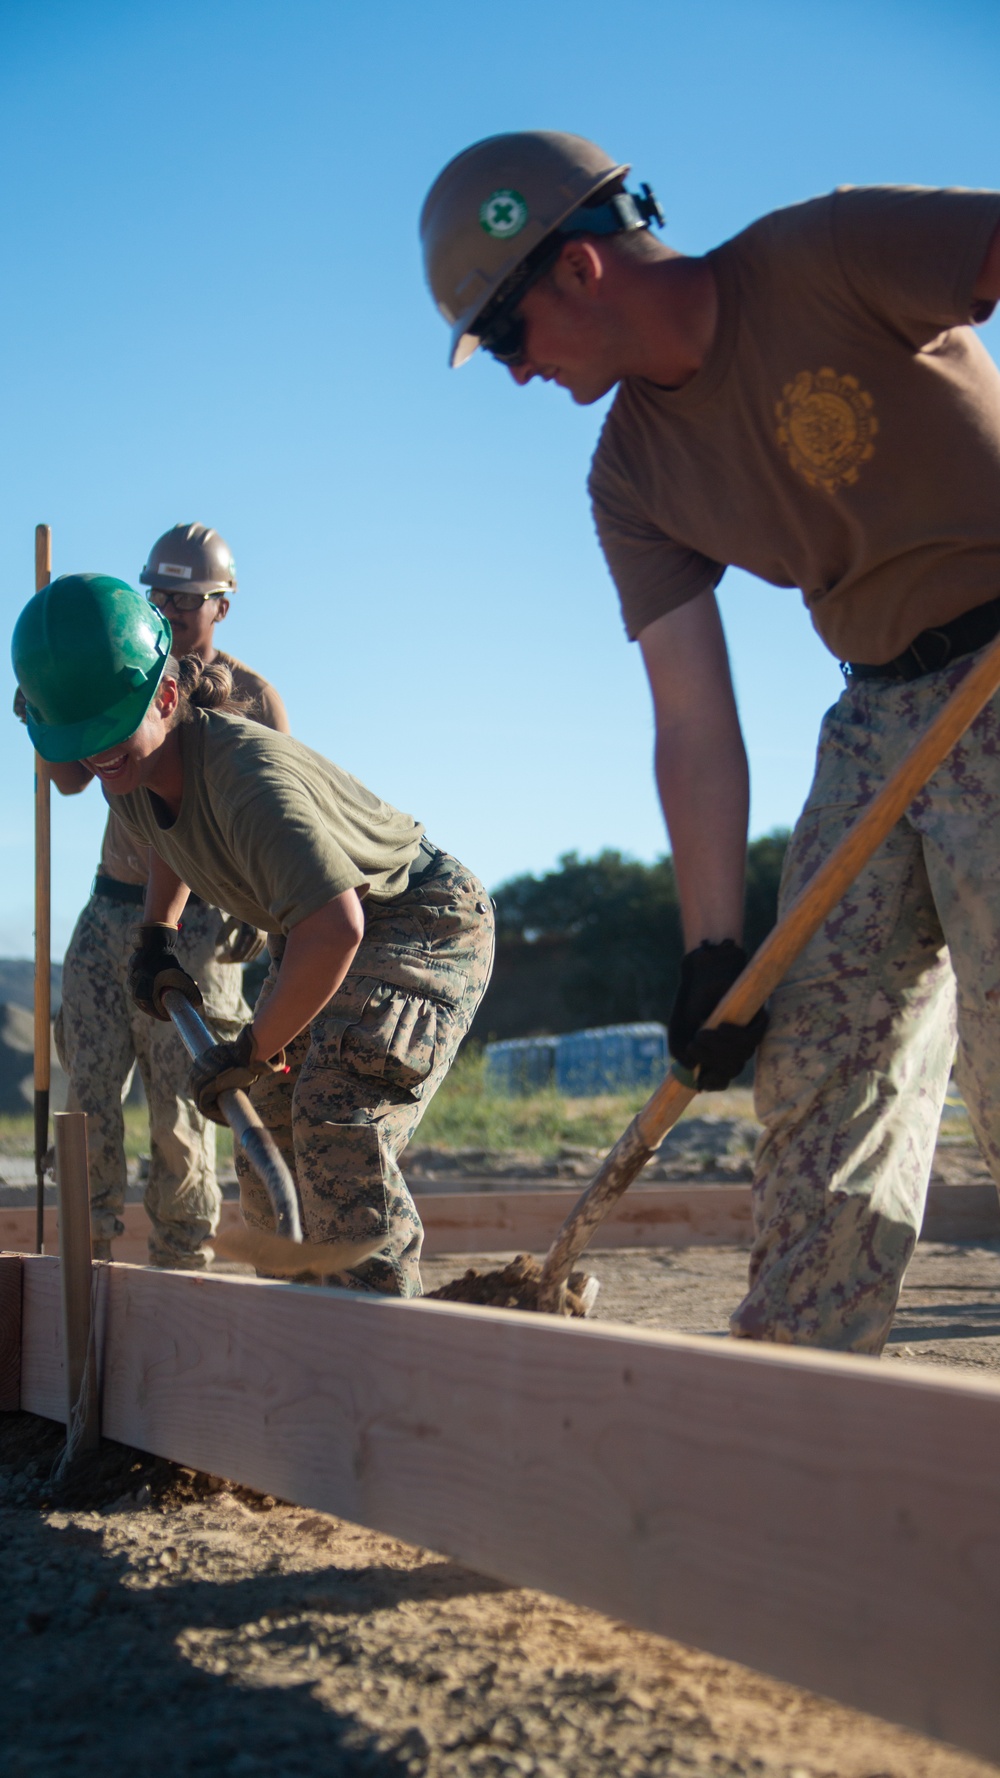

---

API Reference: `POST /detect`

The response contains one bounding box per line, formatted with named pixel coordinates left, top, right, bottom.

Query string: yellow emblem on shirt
left=775, top=368, right=878, bottom=494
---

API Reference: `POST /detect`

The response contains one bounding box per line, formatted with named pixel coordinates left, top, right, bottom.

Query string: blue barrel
left=554, top=1023, right=668, bottom=1097
left=484, top=1035, right=558, bottom=1097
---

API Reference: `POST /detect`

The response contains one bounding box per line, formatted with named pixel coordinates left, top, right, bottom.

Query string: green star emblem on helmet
left=479, top=189, right=528, bottom=239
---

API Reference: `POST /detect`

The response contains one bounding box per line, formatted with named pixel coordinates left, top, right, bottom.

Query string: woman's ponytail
left=167, top=654, right=250, bottom=720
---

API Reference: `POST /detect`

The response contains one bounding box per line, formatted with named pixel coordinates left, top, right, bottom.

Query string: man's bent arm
left=639, top=591, right=749, bottom=948
left=973, top=219, right=1000, bottom=306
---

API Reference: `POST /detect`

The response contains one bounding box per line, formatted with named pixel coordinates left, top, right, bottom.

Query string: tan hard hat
left=139, top=522, right=238, bottom=597
left=420, top=131, right=628, bottom=367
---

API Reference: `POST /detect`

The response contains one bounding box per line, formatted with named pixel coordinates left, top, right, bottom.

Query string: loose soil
left=426, top=1253, right=594, bottom=1314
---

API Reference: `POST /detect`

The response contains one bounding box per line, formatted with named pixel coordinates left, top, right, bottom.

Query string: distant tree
left=744, top=831, right=790, bottom=956
left=471, top=833, right=789, bottom=1043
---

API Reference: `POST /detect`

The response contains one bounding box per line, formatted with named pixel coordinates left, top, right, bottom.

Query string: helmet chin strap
left=559, top=182, right=666, bottom=240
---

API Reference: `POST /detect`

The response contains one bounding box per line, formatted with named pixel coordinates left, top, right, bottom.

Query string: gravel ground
left=2, top=1410, right=997, bottom=1778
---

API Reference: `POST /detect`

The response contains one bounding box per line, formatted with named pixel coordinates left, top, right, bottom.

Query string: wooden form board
left=5, top=1251, right=1000, bottom=1763
left=1, top=1179, right=995, bottom=1266
left=0, top=1190, right=752, bottom=1263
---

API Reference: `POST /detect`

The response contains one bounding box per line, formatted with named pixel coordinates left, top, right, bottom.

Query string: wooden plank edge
left=0, top=1253, right=22, bottom=1410
left=13, top=1253, right=1000, bottom=1763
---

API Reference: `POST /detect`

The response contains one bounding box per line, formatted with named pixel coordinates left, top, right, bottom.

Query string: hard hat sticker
left=480, top=189, right=528, bottom=239
left=158, top=562, right=192, bottom=578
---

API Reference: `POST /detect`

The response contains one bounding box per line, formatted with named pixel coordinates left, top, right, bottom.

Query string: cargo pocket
left=317, top=947, right=468, bottom=1099
left=296, top=1120, right=388, bottom=1241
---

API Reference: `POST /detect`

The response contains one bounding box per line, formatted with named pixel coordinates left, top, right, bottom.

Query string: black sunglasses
left=479, top=307, right=529, bottom=366
left=476, top=241, right=565, bottom=367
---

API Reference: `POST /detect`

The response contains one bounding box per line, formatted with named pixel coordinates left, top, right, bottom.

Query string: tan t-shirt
left=99, top=653, right=289, bottom=886
left=112, top=708, right=425, bottom=933
left=589, top=186, right=1000, bottom=664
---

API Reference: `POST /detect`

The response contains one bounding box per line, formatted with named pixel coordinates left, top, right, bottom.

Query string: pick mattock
left=161, top=990, right=384, bottom=1277
left=532, top=630, right=1000, bottom=1313
left=33, top=523, right=52, bottom=1255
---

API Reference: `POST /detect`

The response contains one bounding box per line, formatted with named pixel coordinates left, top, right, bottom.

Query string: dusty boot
left=91, top=1238, right=113, bottom=1261
left=147, top=1241, right=214, bottom=1271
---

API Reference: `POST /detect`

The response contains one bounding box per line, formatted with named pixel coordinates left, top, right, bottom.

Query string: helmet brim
left=451, top=329, right=481, bottom=368
left=26, top=656, right=168, bottom=763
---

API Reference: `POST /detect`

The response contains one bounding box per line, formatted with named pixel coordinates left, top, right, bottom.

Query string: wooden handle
left=638, top=627, right=1000, bottom=1147
left=33, top=525, right=52, bottom=1255
left=538, top=631, right=1000, bottom=1309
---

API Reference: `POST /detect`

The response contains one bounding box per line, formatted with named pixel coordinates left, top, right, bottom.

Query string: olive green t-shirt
left=112, top=708, right=424, bottom=933
left=99, top=653, right=289, bottom=886
left=589, top=185, right=1000, bottom=664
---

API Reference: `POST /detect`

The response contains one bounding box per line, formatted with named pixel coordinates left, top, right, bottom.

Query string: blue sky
left=1, top=0, right=998, bottom=955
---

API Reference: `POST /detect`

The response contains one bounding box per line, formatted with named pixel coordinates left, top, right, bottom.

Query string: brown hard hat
left=140, top=522, right=238, bottom=597
left=420, top=131, right=628, bottom=367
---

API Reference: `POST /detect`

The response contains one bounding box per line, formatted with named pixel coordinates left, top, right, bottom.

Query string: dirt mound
left=427, top=1253, right=594, bottom=1316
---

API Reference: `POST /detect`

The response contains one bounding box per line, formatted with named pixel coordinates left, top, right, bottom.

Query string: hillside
left=0, top=960, right=63, bottom=1015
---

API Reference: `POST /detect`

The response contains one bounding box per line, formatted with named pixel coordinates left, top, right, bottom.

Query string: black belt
left=93, top=874, right=204, bottom=909
left=844, top=595, right=1000, bottom=683
left=406, top=837, right=444, bottom=890
left=93, top=874, right=145, bottom=905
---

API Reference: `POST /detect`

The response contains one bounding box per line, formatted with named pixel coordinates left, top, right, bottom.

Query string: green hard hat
left=12, top=573, right=172, bottom=763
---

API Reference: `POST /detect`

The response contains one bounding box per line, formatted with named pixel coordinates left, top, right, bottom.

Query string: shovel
left=161, top=990, right=384, bottom=1277
left=535, top=631, right=1000, bottom=1313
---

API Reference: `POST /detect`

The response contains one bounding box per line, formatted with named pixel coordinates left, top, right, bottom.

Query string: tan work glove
left=128, top=923, right=204, bottom=1022
left=189, top=1022, right=286, bottom=1124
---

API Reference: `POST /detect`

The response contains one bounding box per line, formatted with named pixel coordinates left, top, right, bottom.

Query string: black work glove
left=668, top=939, right=768, bottom=1091
left=189, top=1022, right=286, bottom=1124
left=214, top=916, right=267, bottom=964
left=128, top=922, right=204, bottom=1022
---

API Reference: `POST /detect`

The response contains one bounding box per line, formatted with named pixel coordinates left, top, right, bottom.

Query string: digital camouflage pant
left=732, top=653, right=1000, bottom=1355
left=55, top=893, right=248, bottom=1267
left=236, top=852, right=495, bottom=1297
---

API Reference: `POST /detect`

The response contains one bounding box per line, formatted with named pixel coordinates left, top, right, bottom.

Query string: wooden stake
left=0, top=1255, right=22, bottom=1411
left=538, top=630, right=1000, bottom=1308
left=33, top=523, right=52, bottom=1255
left=54, top=1111, right=99, bottom=1456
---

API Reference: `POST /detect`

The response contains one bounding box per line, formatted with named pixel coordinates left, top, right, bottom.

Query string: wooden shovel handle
left=33, top=524, right=52, bottom=1255
left=537, top=631, right=1000, bottom=1309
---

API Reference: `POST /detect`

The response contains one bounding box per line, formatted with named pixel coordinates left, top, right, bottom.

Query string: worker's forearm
left=252, top=894, right=364, bottom=1057
left=143, top=853, right=192, bottom=927
left=48, top=759, right=94, bottom=796
left=655, top=718, right=749, bottom=948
